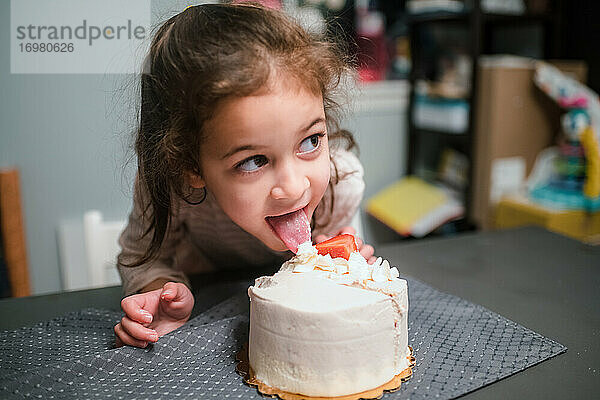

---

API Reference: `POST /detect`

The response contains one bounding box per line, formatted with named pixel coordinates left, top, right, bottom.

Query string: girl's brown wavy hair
left=123, top=2, right=357, bottom=268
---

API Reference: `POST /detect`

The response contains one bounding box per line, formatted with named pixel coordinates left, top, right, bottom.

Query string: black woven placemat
left=0, top=278, right=566, bottom=399
left=0, top=308, right=121, bottom=382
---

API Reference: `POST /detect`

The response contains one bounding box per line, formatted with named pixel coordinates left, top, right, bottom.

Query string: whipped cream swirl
left=280, top=241, right=402, bottom=295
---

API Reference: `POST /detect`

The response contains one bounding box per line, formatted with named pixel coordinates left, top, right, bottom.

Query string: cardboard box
left=470, top=57, right=587, bottom=229
left=495, top=195, right=600, bottom=244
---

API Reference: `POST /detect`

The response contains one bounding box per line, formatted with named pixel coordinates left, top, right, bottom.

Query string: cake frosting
left=248, top=242, right=410, bottom=397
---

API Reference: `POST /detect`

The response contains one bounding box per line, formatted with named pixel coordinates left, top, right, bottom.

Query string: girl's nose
left=270, top=161, right=310, bottom=200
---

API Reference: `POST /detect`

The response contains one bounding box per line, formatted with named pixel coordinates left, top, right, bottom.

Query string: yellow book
left=367, top=177, right=463, bottom=237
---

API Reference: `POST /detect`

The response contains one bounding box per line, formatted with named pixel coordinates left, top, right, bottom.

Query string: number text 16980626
left=19, top=42, right=74, bottom=52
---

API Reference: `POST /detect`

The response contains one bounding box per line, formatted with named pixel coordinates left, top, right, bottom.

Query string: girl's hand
left=114, top=282, right=194, bottom=348
left=314, top=226, right=376, bottom=264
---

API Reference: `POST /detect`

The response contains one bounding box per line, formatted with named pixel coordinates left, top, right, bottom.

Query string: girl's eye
left=298, top=133, right=323, bottom=154
left=236, top=155, right=268, bottom=173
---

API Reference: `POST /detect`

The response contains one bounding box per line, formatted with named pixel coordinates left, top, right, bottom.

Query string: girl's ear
left=186, top=172, right=205, bottom=189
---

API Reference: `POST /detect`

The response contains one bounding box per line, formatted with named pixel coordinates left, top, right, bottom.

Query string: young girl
left=114, top=3, right=375, bottom=348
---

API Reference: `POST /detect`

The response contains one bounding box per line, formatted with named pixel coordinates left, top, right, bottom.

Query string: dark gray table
left=376, top=226, right=600, bottom=399
left=1, top=226, right=598, bottom=399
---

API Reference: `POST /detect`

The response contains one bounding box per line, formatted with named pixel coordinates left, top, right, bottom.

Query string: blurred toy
left=581, top=125, right=600, bottom=198
left=529, top=62, right=600, bottom=211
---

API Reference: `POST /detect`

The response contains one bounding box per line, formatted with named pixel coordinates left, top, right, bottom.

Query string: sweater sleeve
left=117, top=175, right=191, bottom=296
left=313, top=148, right=366, bottom=238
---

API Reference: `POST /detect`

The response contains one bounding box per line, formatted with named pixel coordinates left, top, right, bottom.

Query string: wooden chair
left=0, top=168, right=31, bottom=297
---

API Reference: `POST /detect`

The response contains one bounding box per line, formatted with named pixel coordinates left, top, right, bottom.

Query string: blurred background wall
left=2, top=0, right=598, bottom=295
left=0, top=0, right=409, bottom=294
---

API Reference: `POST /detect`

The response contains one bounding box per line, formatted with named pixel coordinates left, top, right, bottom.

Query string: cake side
left=249, top=272, right=399, bottom=396
left=248, top=243, right=410, bottom=398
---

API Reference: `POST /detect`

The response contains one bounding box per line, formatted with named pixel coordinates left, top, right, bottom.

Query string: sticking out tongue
left=266, top=209, right=311, bottom=253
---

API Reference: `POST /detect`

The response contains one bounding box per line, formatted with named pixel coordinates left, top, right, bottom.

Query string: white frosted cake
left=248, top=242, right=410, bottom=398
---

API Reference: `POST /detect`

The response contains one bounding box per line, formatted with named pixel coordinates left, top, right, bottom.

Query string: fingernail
left=149, top=332, right=158, bottom=341
left=141, top=312, right=152, bottom=322
left=162, top=289, right=174, bottom=298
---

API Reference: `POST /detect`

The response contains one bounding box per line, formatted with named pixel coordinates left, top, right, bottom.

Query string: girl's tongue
left=266, top=209, right=311, bottom=253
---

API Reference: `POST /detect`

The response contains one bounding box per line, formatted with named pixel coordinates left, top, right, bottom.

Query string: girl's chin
left=263, top=235, right=292, bottom=253
left=269, top=241, right=291, bottom=253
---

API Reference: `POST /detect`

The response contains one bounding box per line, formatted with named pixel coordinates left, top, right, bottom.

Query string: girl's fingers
left=314, top=234, right=328, bottom=244
left=114, top=323, right=149, bottom=348
left=120, top=316, right=159, bottom=343
left=160, top=282, right=180, bottom=302
left=355, top=237, right=364, bottom=248
left=360, top=244, right=375, bottom=262
left=339, top=226, right=356, bottom=236
left=121, top=297, right=153, bottom=324
left=159, top=283, right=195, bottom=321
left=367, top=256, right=378, bottom=265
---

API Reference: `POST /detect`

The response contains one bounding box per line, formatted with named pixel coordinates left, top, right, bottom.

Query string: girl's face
left=191, top=78, right=331, bottom=252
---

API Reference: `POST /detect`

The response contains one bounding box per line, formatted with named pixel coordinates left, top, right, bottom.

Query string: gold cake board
left=236, top=345, right=415, bottom=400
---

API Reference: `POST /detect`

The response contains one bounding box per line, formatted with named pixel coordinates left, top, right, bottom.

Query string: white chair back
left=83, top=210, right=126, bottom=288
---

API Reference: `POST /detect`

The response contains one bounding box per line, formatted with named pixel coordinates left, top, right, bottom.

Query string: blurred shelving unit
left=405, top=0, right=563, bottom=232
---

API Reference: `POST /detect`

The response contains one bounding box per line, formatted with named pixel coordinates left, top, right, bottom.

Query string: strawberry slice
left=315, top=234, right=357, bottom=260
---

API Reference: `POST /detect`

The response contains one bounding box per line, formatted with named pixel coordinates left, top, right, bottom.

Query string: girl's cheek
left=230, top=183, right=268, bottom=209
left=321, top=154, right=332, bottom=183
